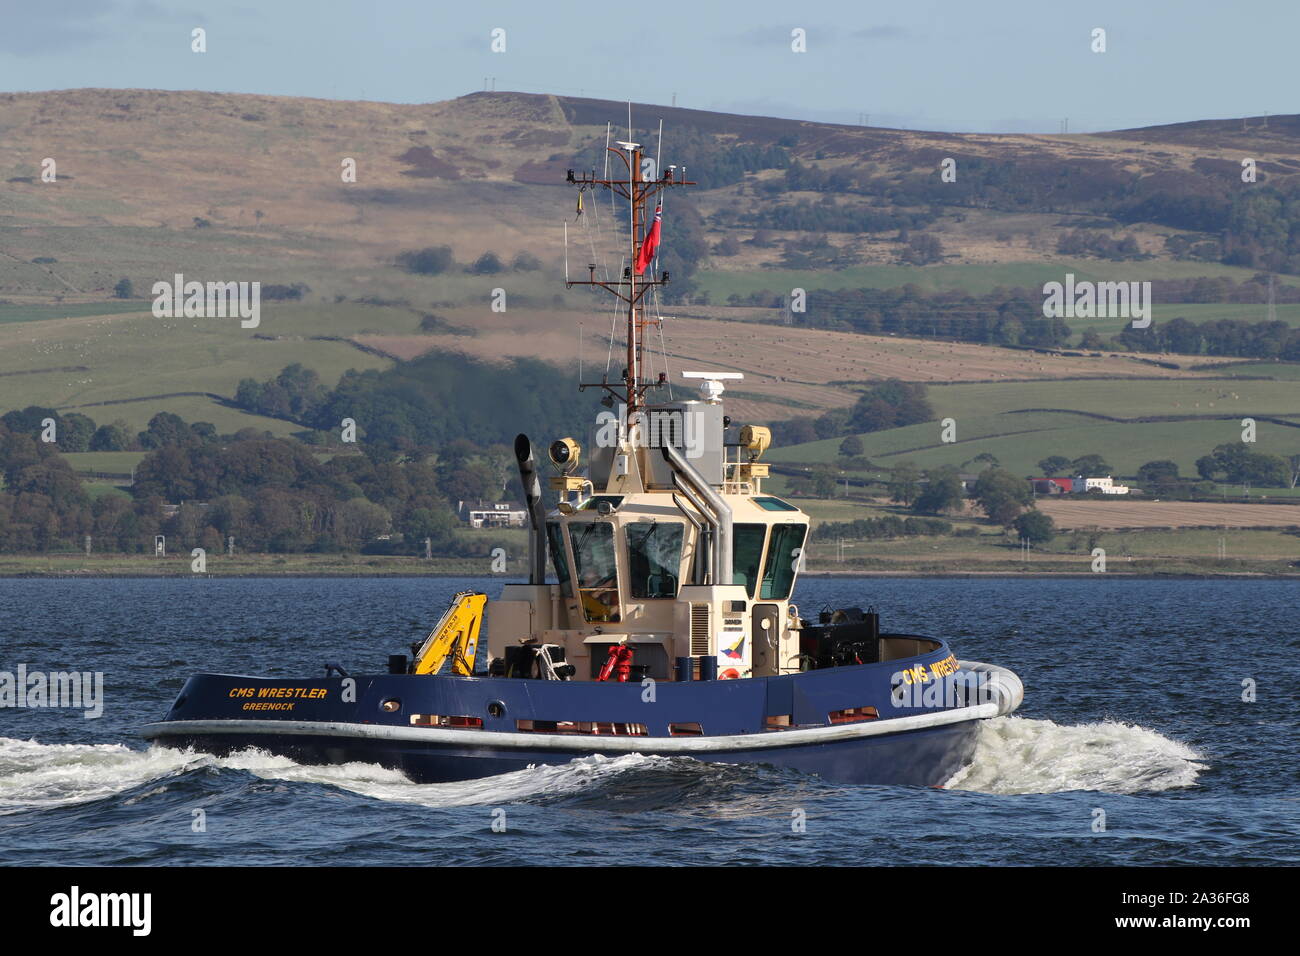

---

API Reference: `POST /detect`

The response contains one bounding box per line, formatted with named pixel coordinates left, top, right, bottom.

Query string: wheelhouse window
left=732, top=523, right=768, bottom=598
left=760, top=523, right=807, bottom=600
left=627, top=521, right=683, bottom=599
left=545, top=521, right=573, bottom=599
left=569, top=521, right=621, bottom=622
left=579, top=495, right=625, bottom=511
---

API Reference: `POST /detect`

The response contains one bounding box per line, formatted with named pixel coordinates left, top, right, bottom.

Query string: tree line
left=770, top=380, right=934, bottom=446
left=725, top=277, right=1300, bottom=357
left=233, top=355, right=593, bottom=451
left=0, top=408, right=524, bottom=555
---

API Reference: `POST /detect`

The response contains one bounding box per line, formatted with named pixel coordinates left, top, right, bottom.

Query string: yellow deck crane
left=410, top=591, right=487, bottom=676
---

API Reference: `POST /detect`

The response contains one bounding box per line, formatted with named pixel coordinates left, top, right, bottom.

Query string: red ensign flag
left=634, top=204, right=662, bottom=275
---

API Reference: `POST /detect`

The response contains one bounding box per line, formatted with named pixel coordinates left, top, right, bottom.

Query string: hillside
left=2, top=88, right=1300, bottom=474
left=5, top=88, right=1300, bottom=304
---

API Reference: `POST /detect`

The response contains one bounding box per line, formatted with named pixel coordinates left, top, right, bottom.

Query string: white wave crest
left=0, top=736, right=206, bottom=814
left=0, top=736, right=671, bottom=812
left=944, top=716, right=1205, bottom=795
left=218, top=748, right=673, bottom=807
left=3, top=718, right=1207, bottom=814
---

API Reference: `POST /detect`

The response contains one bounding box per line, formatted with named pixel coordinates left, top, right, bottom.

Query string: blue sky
left=1, top=0, right=1295, bottom=133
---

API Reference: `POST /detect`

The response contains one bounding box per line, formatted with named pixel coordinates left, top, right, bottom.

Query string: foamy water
left=0, top=735, right=679, bottom=813
left=215, top=747, right=674, bottom=808
left=0, top=714, right=1204, bottom=817
left=944, top=716, right=1205, bottom=794
left=0, top=737, right=204, bottom=814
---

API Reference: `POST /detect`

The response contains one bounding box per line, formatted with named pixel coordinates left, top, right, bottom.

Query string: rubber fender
left=957, top=660, right=1024, bottom=716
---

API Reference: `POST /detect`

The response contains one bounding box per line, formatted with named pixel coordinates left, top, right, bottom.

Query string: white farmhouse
left=1081, top=476, right=1130, bottom=495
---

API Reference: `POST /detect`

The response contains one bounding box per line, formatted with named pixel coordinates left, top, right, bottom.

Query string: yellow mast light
left=548, top=437, right=589, bottom=492
left=549, top=437, right=581, bottom=471
left=739, top=425, right=771, bottom=460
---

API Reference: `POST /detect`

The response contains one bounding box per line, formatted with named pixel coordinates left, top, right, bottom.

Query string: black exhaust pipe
left=515, top=434, right=547, bottom=585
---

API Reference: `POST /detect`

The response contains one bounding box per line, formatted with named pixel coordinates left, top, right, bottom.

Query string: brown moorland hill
left=4, top=89, right=1299, bottom=305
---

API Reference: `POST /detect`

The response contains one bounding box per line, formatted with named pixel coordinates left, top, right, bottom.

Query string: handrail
left=662, top=443, right=733, bottom=588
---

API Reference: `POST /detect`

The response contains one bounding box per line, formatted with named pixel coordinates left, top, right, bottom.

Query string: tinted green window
left=732, top=523, right=768, bottom=598
left=760, top=523, right=807, bottom=600
left=545, top=522, right=573, bottom=598
left=627, top=522, right=683, bottom=599
left=754, top=496, right=799, bottom=512
left=569, top=521, right=621, bottom=622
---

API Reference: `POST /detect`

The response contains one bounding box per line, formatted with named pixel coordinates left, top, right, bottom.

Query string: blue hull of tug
left=146, top=718, right=979, bottom=787
left=142, top=640, right=1001, bottom=787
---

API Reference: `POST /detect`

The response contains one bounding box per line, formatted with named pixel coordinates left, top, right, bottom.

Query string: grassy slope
left=62, top=451, right=145, bottom=474
left=768, top=377, right=1300, bottom=476
left=695, top=260, right=1292, bottom=300
left=924, top=378, right=1300, bottom=417
left=865, top=418, right=1297, bottom=476
left=0, top=301, right=148, bottom=324
left=784, top=495, right=1300, bottom=574
left=1066, top=302, right=1300, bottom=336
left=2, top=90, right=1299, bottom=573
left=1, top=92, right=1296, bottom=420
left=0, top=301, right=399, bottom=433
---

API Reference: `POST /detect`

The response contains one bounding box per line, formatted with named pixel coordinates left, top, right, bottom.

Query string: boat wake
left=944, top=716, right=1205, bottom=795
left=215, top=746, right=690, bottom=808
left=1, top=717, right=1204, bottom=817
left=0, top=737, right=204, bottom=815
left=0, top=736, right=699, bottom=814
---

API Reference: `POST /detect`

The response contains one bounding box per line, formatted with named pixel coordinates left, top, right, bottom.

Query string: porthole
left=380, top=698, right=401, bottom=713
left=487, top=700, right=506, bottom=718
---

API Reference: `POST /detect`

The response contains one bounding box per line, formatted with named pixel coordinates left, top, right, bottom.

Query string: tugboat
left=141, top=127, right=1023, bottom=786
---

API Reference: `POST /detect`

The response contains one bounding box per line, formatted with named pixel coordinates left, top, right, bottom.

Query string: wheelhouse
left=489, top=380, right=811, bottom=683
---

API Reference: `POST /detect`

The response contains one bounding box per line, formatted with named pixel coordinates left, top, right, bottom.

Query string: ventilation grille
left=690, top=604, right=711, bottom=656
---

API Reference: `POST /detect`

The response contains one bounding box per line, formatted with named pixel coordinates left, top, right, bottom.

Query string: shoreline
left=1, top=551, right=1294, bottom=580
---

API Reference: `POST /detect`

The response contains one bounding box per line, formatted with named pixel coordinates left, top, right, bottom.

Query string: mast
left=566, top=125, right=694, bottom=415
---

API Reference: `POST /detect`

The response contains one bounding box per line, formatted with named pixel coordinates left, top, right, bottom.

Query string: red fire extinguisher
left=597, top=642, right=635, bottom=682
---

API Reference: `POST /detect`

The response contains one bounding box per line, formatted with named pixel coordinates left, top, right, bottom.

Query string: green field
left=866, top=418, right=1299, bottom=476
left=778, top=416, right=1300, bottom=478
left=769, top=411, right=1094, bottom=464
left=1062, top=302, right=1300, bottom=337
left=0, top=224, right=564, bottom=314
left=925, top=378, right=1300, bottom=418
left=0, top=301, right=407, bottom=434
left=695, top=259, right=1293, bottom=300
left=81, top=481, right=133, bottom=500
left=0, top=301, right=149, bottom=324
left=696, top=261, right=1300, bottom=346
left=769, top=495, right=1300, bottom=574
left=62, top=396, right=303, bottom=436
left=1216, top=361, right=1300, bottom=380
left=61, top=451, right=146, bottom=474
left=768, top=377, right=1300, bottom=477
left=0, top=224, right=347, bottom=301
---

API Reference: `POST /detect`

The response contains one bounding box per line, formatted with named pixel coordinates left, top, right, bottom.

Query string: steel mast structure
left=566, top=136, right=695, bottom=416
